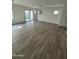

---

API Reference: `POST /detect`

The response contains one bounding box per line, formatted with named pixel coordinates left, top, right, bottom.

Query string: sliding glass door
left=25, top=10, right=33, bottom=21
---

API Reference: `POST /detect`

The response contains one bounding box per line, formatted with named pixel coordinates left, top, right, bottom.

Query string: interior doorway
left=25, top=10, right=33, bottom=21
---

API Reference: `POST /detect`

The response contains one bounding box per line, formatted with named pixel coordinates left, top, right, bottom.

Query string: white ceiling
left=13, top=0, right=66, bottom=8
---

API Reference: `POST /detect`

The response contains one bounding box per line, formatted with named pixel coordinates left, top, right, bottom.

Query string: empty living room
left=1, top=0, right=79, bottom=59
left=12, top=0, right=67, bottom=59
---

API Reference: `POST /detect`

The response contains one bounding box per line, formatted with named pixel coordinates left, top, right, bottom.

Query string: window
left=38, top=10, right=43, bottom=14
left=54, top=10, right=59, bottom=15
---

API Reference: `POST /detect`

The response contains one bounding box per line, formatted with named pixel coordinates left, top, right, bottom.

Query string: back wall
left=38, top=7, right=63, bottom=24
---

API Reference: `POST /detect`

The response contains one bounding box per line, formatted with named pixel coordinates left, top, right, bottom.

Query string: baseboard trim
left=12, top=21, right=26, bottom=25
left=38, top=20, right=58, bottom=25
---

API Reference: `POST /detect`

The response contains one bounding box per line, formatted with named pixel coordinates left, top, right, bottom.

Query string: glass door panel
left=25, top=10, right=33, bottom=21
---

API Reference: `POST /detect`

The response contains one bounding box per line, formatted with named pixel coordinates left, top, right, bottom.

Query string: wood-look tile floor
left=12, top=21, right=67, bottom=59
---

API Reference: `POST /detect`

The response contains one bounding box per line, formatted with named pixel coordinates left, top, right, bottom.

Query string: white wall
left=12, top=4, right=67, bottom=26
left=12, top=4, right=24, bottom=24
left=12, top=4, right=37, bottom=24
left=59, top=5, right=67, bottom=27
left=38, top=7, right=63, bottom=24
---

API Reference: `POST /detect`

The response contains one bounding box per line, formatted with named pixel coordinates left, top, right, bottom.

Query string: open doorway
left=25, top=10, right=33, bottom=21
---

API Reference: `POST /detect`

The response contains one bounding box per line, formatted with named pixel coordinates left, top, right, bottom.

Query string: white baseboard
left=38, top=19, right=58, bottom=25
left=58, top=24, right=67, bottom=27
